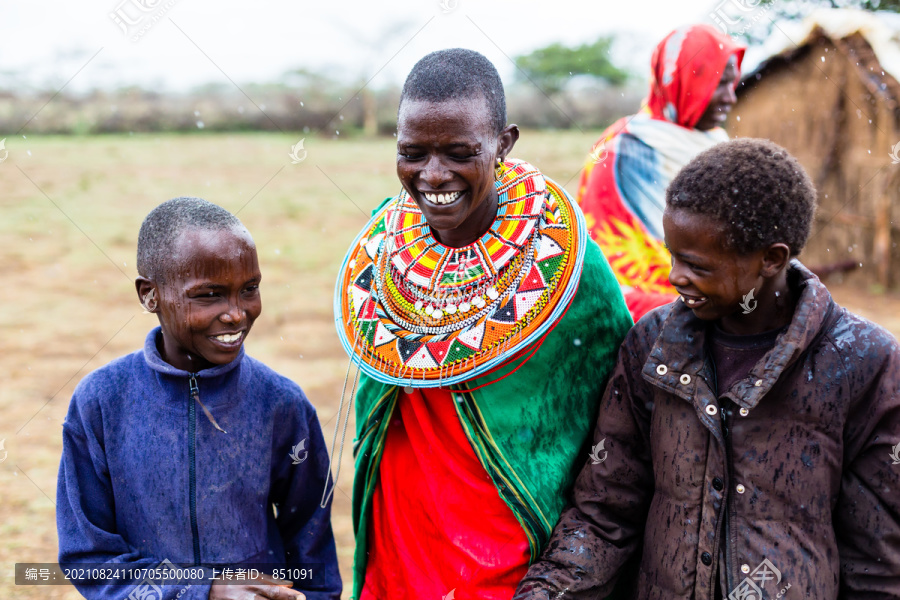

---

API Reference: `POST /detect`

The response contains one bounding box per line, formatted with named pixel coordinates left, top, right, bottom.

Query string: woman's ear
left=496, top=124, right=520, bottom=162
left=135, top=277, right=158, bottom=313
left=760, top=243, right=791, bottom=278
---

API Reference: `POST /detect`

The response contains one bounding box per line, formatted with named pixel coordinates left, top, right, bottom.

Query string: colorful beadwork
left=335, top=159, right=587, bottom=387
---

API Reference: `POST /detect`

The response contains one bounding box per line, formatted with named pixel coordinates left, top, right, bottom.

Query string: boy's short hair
left=137, top=197, right=242, bottom=282
left=400, top=48, right=506, bottom=135
left=666, top=138, right=817, bottom=256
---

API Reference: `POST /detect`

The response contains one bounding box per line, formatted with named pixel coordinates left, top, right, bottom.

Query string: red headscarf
left=646, top=24, right=745, bottom=129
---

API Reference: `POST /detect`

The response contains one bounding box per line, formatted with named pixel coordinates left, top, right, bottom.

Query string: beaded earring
left=495, top=157, right=505, bottom=181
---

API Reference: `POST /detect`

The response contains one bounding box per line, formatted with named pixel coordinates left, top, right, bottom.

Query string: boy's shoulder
left=241, top=355, right=316, bottom=414
left=74, top=347, right=146, bottom=400
left=826, top=305, right=900, bottom=365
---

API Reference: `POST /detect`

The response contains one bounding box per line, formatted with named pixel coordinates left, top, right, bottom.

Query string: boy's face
left=140, top=226, right=262, bottom=372
left=663, top=208, right=766, bottom=323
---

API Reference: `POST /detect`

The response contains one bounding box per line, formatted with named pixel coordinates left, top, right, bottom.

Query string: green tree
left=514, top=37, right=629, bottom=95
left=730, top=0, right=900, bottom=44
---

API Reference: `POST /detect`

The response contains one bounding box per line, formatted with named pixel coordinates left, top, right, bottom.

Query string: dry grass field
left=1, top=131, right=898, bottom=599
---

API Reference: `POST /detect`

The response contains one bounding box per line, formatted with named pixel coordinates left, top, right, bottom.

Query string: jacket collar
left=142, top=326, right=244, bottom=379
left=642, top=260, right=835, bottom=409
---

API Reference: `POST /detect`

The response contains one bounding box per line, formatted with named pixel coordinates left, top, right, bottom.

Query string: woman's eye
left=398, top=152, right=423, bottom=160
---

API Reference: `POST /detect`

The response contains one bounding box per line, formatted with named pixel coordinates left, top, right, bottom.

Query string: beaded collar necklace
left=336, top=159, right=586, bottom=387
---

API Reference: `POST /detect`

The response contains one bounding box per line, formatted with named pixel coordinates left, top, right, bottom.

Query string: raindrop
left=821, top=56, right=825, bottom=62
left=336, top=130, right=340, bottom=135
left=196, top=121, right=205, bottom=129
left=22, top=134, right=26, bottom=139
left=194, top=110, right=200, bottom=116
left=300, top=101, right=304, bottom=107
left=339, top=115, right=344, bottom=121
left=27, top=150, right=31, bottom=156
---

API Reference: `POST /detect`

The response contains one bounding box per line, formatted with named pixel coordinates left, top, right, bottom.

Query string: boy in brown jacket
left=515, top=139, right=900, bottom=599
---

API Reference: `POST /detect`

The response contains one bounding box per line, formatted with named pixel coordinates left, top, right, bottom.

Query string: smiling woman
left=575, top=24, right=745, bottom=323
left=333, top=49, right=633, bottom=600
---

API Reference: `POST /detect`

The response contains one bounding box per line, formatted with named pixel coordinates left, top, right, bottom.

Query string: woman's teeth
left=680, top=296, right=708, bottom=306
left=215, top=332, right=242, bottom=343
left=423, top=191, right=463, bottom=205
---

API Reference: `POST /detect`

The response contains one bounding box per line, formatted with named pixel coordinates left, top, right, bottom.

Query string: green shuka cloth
left=348, top=239, right=633, bottom=599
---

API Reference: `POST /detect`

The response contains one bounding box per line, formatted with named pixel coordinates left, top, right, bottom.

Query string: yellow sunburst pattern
left=592, top=215, right=675, bottom=295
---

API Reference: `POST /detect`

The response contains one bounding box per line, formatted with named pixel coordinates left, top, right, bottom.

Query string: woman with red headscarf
left=577, top=24, right=745, bottom=322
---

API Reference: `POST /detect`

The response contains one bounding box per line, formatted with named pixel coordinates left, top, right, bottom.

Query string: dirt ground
left=1, top=132, right=898, bottom=599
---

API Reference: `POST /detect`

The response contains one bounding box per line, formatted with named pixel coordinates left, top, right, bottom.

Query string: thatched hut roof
left=731, top=8, right=900, bottom=289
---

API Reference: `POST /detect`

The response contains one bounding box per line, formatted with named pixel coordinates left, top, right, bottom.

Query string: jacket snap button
left=741, top=563, right=751, bottom=574
left=712, top=477, right=724, bottom=491
left=736, top=484, right=746, bottom=494
left=656, top=364, right=668, bottom=375
left=705, top=405, right=718, bottom=416
left=701, top=552, right=712, bottom=566
left=680, top=374, right=691, bottom=385
left=739, top=407, right=749, bottom=417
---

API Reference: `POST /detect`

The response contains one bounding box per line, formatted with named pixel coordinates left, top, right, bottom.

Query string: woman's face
left=694, top=55, right=739, bottom=131
left=396, top=95, right=518, bottom=248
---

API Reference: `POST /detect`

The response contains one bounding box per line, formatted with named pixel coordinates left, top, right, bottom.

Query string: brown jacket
left=515, top=263, right=900, bottom=599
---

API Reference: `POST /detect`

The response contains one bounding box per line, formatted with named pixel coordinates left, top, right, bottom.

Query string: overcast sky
left=1, top=0, right=731, bottom=93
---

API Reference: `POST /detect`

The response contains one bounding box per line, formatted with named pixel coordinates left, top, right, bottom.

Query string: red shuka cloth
left=359, top=387, right=530, bottom=600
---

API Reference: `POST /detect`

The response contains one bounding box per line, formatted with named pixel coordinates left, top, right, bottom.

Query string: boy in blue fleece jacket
left=57, top=197, right=341, bottom=600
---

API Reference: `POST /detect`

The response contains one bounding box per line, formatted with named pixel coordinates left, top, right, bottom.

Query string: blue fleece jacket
left=57, top=327, right=342, bottom=599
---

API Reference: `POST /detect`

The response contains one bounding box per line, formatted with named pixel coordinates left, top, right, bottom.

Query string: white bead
left=425, top=305, right=435, bottom=316
left=446, top=304, right=457, bottom=315
left=460, top=302, right=471, bottom=312
left=473, top=297, right=485, bottom=308
left=349, top=259, right=356, bottom=268
left=414, top=300, right=423, bottom=311
left=432, top=310, right=443, bottom=319
left=487, top=288, right=499, bottom=300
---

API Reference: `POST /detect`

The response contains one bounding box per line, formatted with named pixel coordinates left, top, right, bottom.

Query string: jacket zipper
left=188, top=374, right=201, bottom=566
left=708, top=357, right=735, bottom=597
left=720, top=397, right=736, bottom=595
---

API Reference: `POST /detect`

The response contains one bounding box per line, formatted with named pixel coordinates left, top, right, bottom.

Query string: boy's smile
left=138, top=226, right=262, bottom=372
left=663, top=208, right=792, bottom=335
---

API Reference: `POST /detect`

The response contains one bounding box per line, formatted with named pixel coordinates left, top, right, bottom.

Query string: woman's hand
left=208, top=572, right=305, bottom=600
